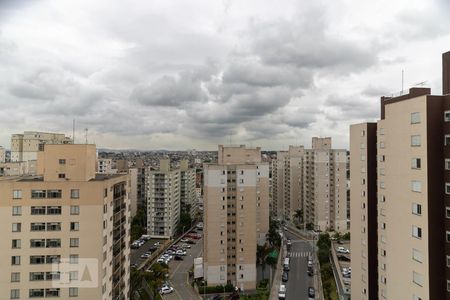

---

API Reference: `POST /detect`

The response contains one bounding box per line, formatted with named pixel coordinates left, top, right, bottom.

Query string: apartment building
left=0, top=144, right=130, bottom=300
left=272, top=139, right=348, bottom=232
left=11, top=131, right=72, bottom=162
left=350, top=51, right=450, bottom=300
left=0, top=145, right=5, bottom=163
left=180, top=160, right=197, bottom=220
left=350, top=123, right=378, bottom=300
left=146, top=159, right=180, bottom=239
left=203, top=145, right=269, bottom=291
left=271, top=146, right=303, bottom=221
left=0, top=160, right=37, bottom=177
left=97, top=158, right=114, bottom=174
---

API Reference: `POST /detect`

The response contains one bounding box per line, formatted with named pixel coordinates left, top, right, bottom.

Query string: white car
left=181, top=243, right=191, bottom=249
left=140, top=253, right=150, bottom=259
left=278, top=284, right=286, bottom=299
left=180, top=238, right=189, bottom=243
left=160, top=286, right=174, bottom=294
left=337, top=247, right=350, bottom=254
left=176, top=250, right=187, bottom=256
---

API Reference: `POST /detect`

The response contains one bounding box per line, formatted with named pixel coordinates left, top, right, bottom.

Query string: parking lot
left=130, top=237, right=166, bottom=267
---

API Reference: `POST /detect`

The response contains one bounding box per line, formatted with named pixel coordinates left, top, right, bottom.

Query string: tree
left=293, top=209, right=303, bottom=225
left=342, top=232, right=350, bottom=240
left=267, top=218, right=281, bottom=248
left=177, top=211, right=192, bottom=235
left=332, top=232, right=341, bottom=241
left=131, top=207, right=147, bottom=241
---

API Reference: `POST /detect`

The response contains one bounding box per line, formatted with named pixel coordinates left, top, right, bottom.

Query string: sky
left=0, top=0, right=449, bottom=150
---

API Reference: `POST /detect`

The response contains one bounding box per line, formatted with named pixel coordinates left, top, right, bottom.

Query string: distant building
left=0, top=144, right=130, bottom=299
left=350, top=51, right=450, bottom=300
left=97, top=158, right=114, bottom=174
left=203, top=145, right=269, bottom=291
left=272, top=138, right=348, bottom=232
left=0, top=146, right=5, bottom=163
left=180, top=160, right=197, bottom=220
left=10, top=131, right=72, bottom=162
left=129, top=168, right=138, bottom=217
left=146, top=159, right=180, bottom=239
left=0, top=160, right=37, bottom=177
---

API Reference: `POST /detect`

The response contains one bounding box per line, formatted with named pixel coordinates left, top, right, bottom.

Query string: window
left=379, top=155, right=385, bottom=162
left=45, top=289, right=60, bottom=297
left=47, top=206, right=61, bottom=215
left=46, top=239, right=61, bottom=248
left=411, top=181, right=422, bottom=192
left=445, top=135, right=450, bottom=146
left=360, top=143, right=366, bottom=149
left=70, top=238, right=79, bottom=248
left=59, top=159, right=66, bottom=165
left=47, top=189, right=62, bottom=198
left=46, top=255, right=61, bottom=264
left=30, top=239, right=45, bottom=248
left=381, top=223, right=386, bottom=229
left=11, top=272, right=20, bottom=282
left=69, top=271, right=78, bottom=281
left=380, top=195, right=386, bottom=202
left=69, top=287, right=78, bottom=297
left=360, top=154, right=366, bottom=161
left=70, top=205, right=80, bottom=215
left=31, top=206, right=46, bottom=215
left=446, top=159, right=450, bottom=170
left=447, top=255, right=450, bottom=267
left=412, top=226, right=422, bottom=239
left=31, top=190, right=46, bottom=198
left=412, top=203, right=422, bottom=215
left=380, top=142, right=385, bottom=149
left=12, top=190, right=22, bottom=199
left=70, top=255, right=79, bottom=264
left=411, top=135, right=421, bottom=146
left=70, top=222, right=79, bottom=231
left=58, top=173, right=66, bottom=179
left=30, top=272, right=45, bottom=281
left=29, top=289, right=45, bottom=298
left=31, top=223, right=45, bottom=231
left=413, top=271, right=423, bottom=286
left=47, top=222, right=61, bottom=231
left=10, top=289, right=20, bottom=299
left=446, top=183, right=450, bottom=194
left=445, top=111, right=450, bottom=122
left=447, top=231, right=450, bottom=243
left=11, top=239, right=21, bottom=249
left=411, top=112, right=421, bottom=124
left=11, top=256, right=20, bottom=265
left=12, top=206, right=21, bottom=216
left=30, top=256, right=45, bottom=264
left=361, top=130, right=365, bottom=137
left=71, top=189, right=80, bottom=199
left=446, top=207, right=450, bottom=219
left=46, top=272, right=60, bottom=280
left=412, top=248, right=423, bottom=263
left=411, top=158, right=421, bottom=169
left=448, top=280, right=450, bottom=292
left=12, top=223, right=21, bottom=232
left=379, top=181, right=385, bottom=189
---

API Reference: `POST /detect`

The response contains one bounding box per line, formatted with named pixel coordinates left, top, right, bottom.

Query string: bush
left=198, top=283, right=234, bottom=294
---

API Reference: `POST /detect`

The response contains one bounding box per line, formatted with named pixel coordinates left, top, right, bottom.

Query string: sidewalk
left=268, top=244, right=284, bottom=300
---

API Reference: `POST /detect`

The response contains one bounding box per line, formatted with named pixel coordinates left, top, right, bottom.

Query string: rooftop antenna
left=84, top=128, right=88, bottom=144
left=414, top=81, right=427, bottom=87
left=401, top=69, right=404, bottom=95
left=72, top=119, right=75, bottom=144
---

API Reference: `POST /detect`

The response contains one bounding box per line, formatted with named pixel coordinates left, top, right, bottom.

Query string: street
left=284, top=231, right=314, bottom=300
left=163, top=236, right=203, bottom=300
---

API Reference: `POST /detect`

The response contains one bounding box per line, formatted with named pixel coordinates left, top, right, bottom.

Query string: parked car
left=154, top=242, right=161, bottom=246
left=187, top=239, right=195, bottom=244
left=337, top=255, right=351, bottom=262
left=180, top=238, right=189, bottom=243
left=308, top=287, right=315, bottom=299
left=307, top=266, right=313, bottom=277
left=278, top=284, right=287, bottom=299
left=148, top=245, right=158, bottom=252
left=140, top=253, right=150, bottom=259
left=160, top=285, right=174, bottom=294
left=176, top=249, right=187, bottom=256
left=174, top=255, right=183, bottom=261
left=181, top=243, right=191, bottom=249
left=337, top=247, right=350, bottom=254
left=282, top=271, right=289, bottom=282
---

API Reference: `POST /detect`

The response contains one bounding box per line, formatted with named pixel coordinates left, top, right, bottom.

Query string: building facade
left=350, top=51, right=450, bottom=300
left=97, top=158, right=114, bottom=174
left=0, top=146, right=5, bottom=163
left=146, top=159, right=180, bottom=239
left=203, top=145, right=269, bottom=290
left=272, top=139, right=348, bottom=232
left=180, top=160, right=197, bottom=221
left=0, top=144, right=130, bottom=300
left=11, top=131, right=72, bottom=162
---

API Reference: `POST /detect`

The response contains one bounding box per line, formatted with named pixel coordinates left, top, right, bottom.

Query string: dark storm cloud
left=323, top=94, right=379, bottom=121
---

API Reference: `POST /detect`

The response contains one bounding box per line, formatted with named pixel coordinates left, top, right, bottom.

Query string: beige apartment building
left=272, top=139, right=348, bottom=232
left=203, top=145, right=269, bottom=291
left=147, top=159, right=180, bottom=239
left=97, top=158, right=114, bottom=174
left=11, top=131, right=72, bottom=162
left=350, top=51, right=450, bottom=300
left=0, top=145, right=5, bottom=163
left=0, top=144, right=130, bottom=300
left=180, top=160, right=197, bottom=220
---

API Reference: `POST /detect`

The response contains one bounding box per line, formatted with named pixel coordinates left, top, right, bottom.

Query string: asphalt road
left=284, top=231, right=314, bottom=300
left=163, top=236, right=203, bottom=300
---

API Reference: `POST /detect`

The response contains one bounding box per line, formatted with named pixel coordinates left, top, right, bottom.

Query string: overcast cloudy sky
left=0, top=0, right=449, bottom=150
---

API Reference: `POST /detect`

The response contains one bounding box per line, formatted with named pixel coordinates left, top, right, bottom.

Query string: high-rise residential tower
left=11, top=131, right=72, bottom=162
left=146, top=159, right=180, bottom=239
left=0, top=144, right=130, bottom=300
left=180, top=160, right=197, bottom=220
left=203, top=145, right=269, bottom=291
left=350, top=51, right=450, bottom=300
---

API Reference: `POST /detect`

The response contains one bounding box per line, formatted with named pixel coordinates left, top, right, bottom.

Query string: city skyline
left=0, top=0, right=449, bottom=150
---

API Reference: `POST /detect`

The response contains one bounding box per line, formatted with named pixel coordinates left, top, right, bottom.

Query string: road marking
left=288, top=251, right=311, bottom=258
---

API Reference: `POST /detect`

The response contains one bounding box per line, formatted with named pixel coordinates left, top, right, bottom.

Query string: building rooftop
left=0, top=173, right=125, bottom=182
